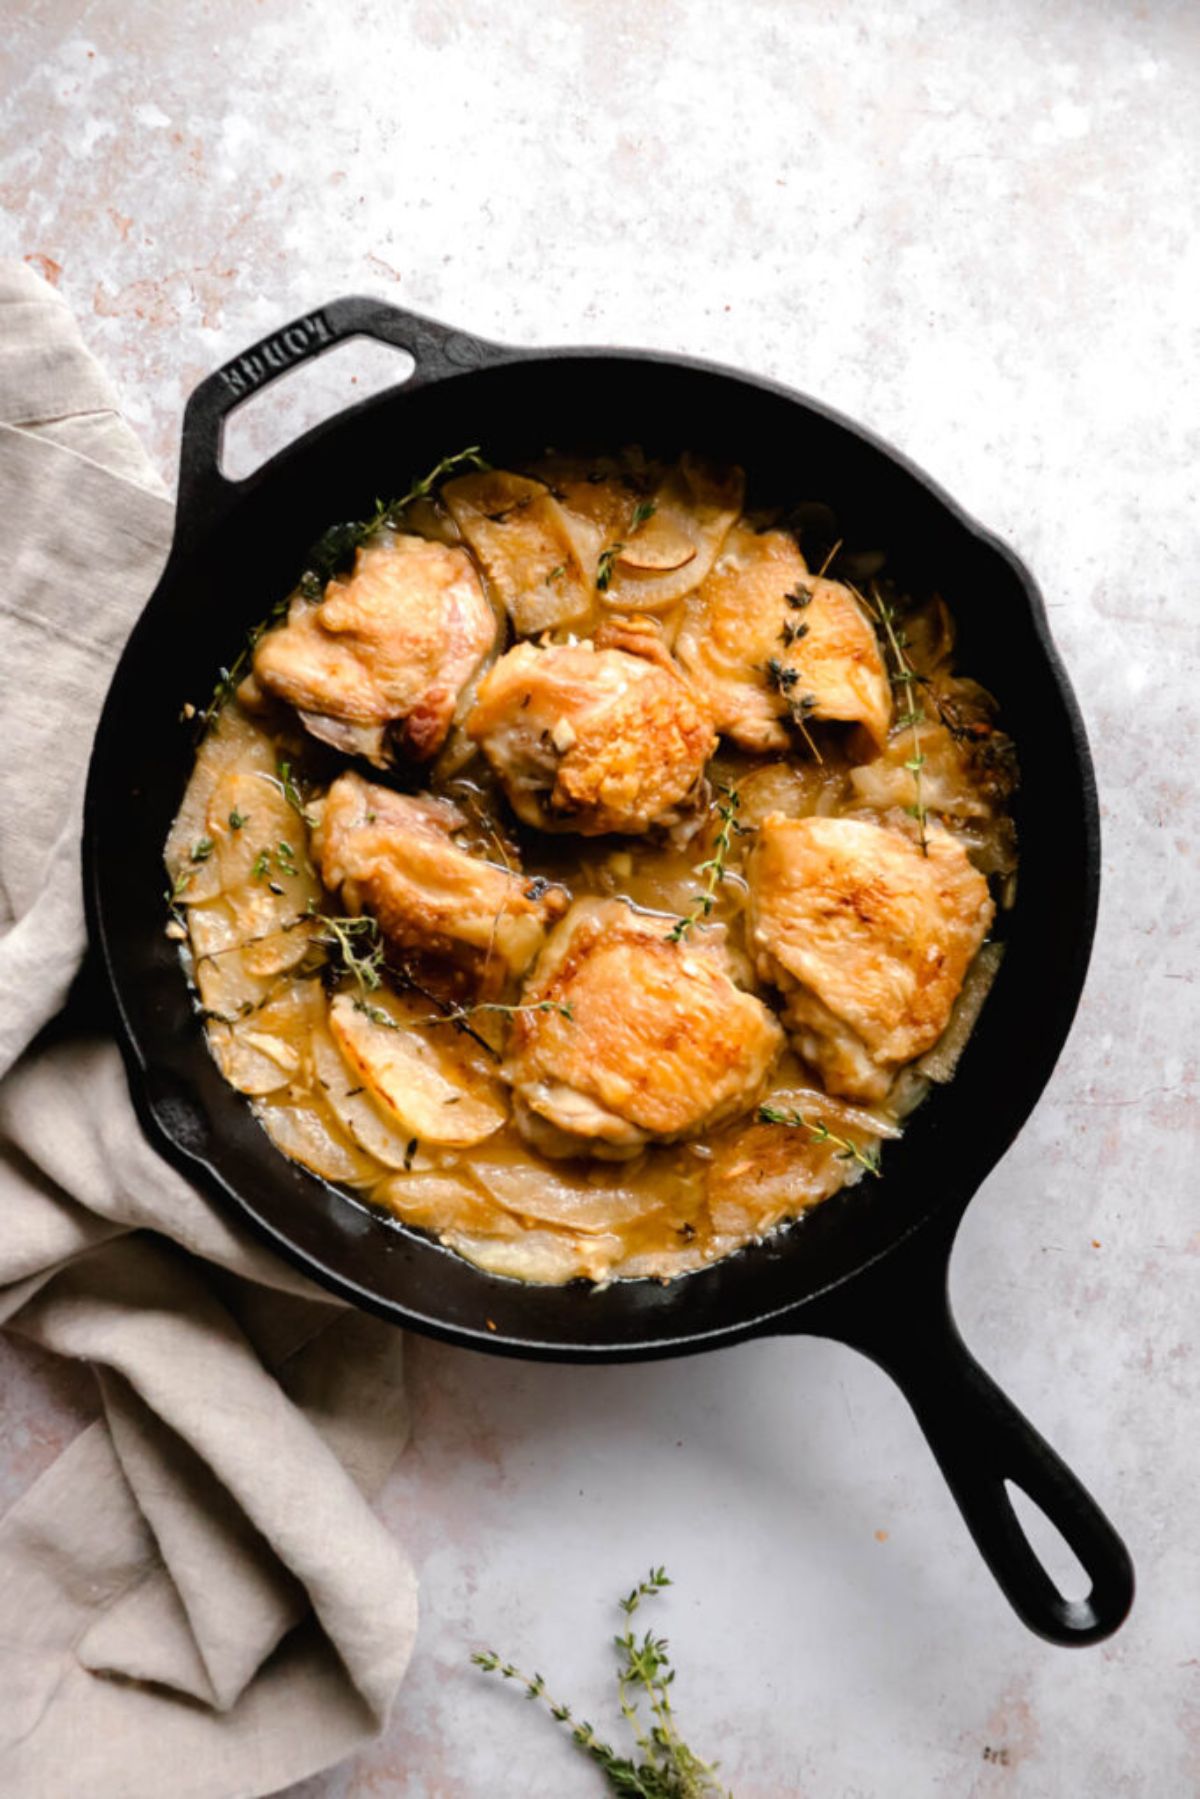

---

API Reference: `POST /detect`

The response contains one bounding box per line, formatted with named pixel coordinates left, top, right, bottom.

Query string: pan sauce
left=165, top=450, right=1018, bottom=1286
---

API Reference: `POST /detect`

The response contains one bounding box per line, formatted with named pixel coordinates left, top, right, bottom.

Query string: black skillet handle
left=176, top=296, right=514, bottom=525
left=797, top=1221, right=1134, bottom=1645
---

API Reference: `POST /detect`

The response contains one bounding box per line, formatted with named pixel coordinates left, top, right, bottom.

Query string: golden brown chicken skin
left=252, top=533, right=496, bottom=766
left=504, top=897, right=784, bottom=1159
left=746, top=815, right=994, bottom=1101
left=466, top=616, right=716, bottom=837
left=312, top=771, right=566, bottom=997
left=675, top=525, right=891, bottom=755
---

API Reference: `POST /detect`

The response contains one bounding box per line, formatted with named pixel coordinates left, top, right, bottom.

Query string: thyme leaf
left=163, top=836, right=217, bottom=917
left=856, top=582, right=929, bottom=854
left=764, top=656, right=823, bottom=763
left=354, top=996, right=574, bottom=1032
left=352, top=442, right=491, bottom=544
left=757, top=1102, right=882, bottom=1176
left=472, top=1567, right=729, bottom=1799
left=312, top=913, right=384, bottom=993
left=666, top=788, right=740, bottom=943
left=256, top=760, right=316, bottom=827
left=596, top=543, right=623, bottom=591
left=597, top=499, right=659, bottom=592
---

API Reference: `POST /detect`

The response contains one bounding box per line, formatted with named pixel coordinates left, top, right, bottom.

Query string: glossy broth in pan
left=166, top=448, right=1017, bottom=1286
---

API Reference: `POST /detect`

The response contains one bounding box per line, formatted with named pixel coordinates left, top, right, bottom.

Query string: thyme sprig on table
left=856, top=581, right=929, bottom=854
left=194, top=445, right=489, bottom=732
left=757, top=1102, right=882, bottom=1176
left=473, top=1567, right=730, bottom=1799
left=666, top=788, right=741, bottom=943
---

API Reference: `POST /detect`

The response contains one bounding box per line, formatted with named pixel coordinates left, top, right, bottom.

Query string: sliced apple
left=470, top=1155, right=659, bottom=1234
left=311, top=1025, right=433, bottom=1169
left=327, top=992, right=508, bottom=1148
left=207, top=1023, right=296, bottom=1095
left=442, top=470, right=593, bottom=635
left=616, top=516, right=697, bottom=573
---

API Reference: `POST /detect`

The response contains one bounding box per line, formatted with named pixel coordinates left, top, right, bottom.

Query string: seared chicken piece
left=467, top=616, right=716, bottom=836
left=746, top=815, right=994, bottom=1101
left=675, top=525, right=892, bottom=754
left=504, top=897, right=784, bottom=1159
left=253, top=533, right=496, bottom=765
left=312, top=770, right=567, bottom=995
left=441, top=469, right=594, bottom=635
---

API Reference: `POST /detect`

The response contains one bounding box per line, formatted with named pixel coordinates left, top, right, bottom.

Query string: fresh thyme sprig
left=667, top=788, right=741, bottom=943
left=353, top=996, right=574, bottom=1032
left=346, top=442, right=492, bottom=556
left=310, top=909, right=572, bottom=1041
left=856, top=582, right=929, bottom=854
left=597, top=498, right=659, bottom=591
left=597, top=543, right=621, bottom=592
left=757, top=1102, right=882, bottom=1176
left=764, top=657, right=824, bottom=764
left=163, top=837, right=217, bottom=921
left=473, top=1567, right=729, bottom=1799
left=256, top=759, right=316, bottom=827
left=311, top=913, right=385, bottom=992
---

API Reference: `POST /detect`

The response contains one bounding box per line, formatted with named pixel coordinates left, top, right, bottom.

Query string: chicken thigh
left=675, top=525, right=892, bottom=754
left=746, top=815, right=994, bottom=1101
left=253, top=532, right=496, bottom=765
left=466, top=616, right=716, bottom=836
left=312, top=770, right=567, bottom=996
left=504, top=897, right=784, bottom=1158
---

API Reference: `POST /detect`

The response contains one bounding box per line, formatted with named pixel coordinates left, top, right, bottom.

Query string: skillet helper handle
left=803, top=1227, right=1134, bottom=1645
left=176, top=296, right=509, bottom=521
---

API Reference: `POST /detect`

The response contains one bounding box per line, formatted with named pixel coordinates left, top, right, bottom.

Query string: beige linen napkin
left=0, top=261, right=418, bottom=1799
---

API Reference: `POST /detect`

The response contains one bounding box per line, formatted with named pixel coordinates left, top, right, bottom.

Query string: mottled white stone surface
left=2, top=2, right=1198, bottom=1793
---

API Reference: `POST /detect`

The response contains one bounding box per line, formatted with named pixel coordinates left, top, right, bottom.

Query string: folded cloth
left=0, top=262, right=418, bottom=1799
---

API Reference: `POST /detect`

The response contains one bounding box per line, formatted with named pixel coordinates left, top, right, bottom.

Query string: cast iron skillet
left=84, top=296, right=1134, bottom=1645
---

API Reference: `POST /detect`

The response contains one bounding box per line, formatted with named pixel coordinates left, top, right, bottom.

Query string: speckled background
left=2, top=2, right=1198, bottom=1794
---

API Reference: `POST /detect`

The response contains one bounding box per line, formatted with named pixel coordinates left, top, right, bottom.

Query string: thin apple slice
left=252, top=1096, right=377, bottom=1184
left=443, top=470, right=593, bottom=634
left=312, top=1024, right=433, bottom=1169
left=327, top=991, right=508, bottom=1148
left=616, top=516, right=697, bottom=573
